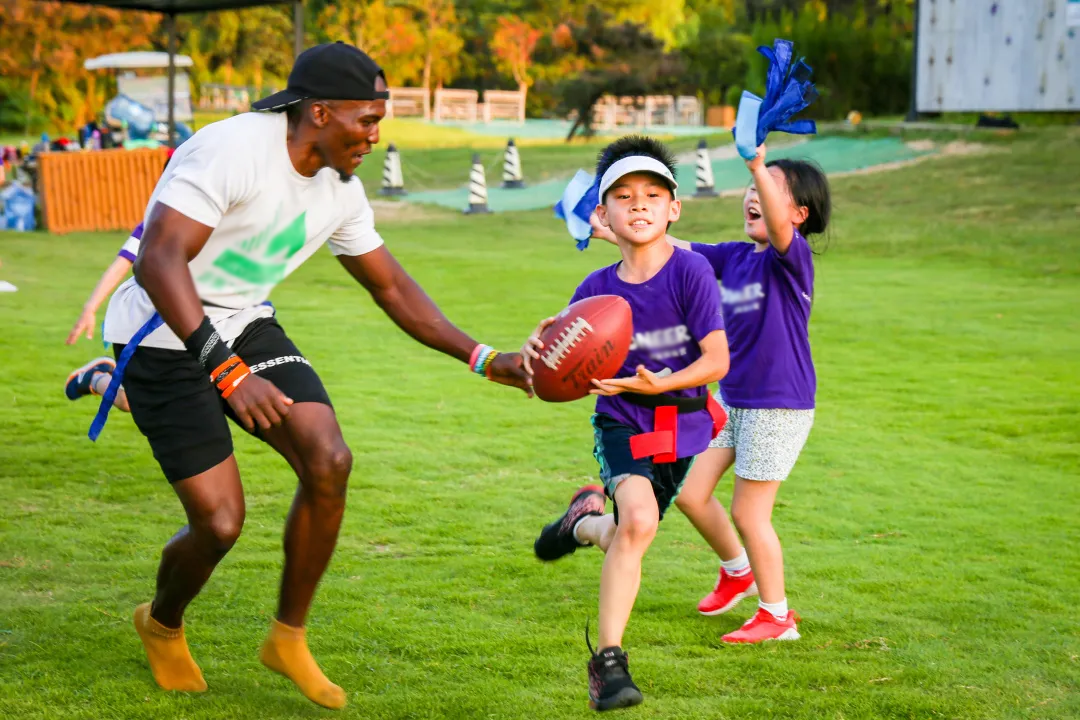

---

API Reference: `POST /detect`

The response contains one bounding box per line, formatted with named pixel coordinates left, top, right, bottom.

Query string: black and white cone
left=694, top=139, right=718, bottom=198
left=378, top=143, right=406, bottom=197
left=464, top=153, right=492, bottom=214
left=501, top=138, right=525, bottom=189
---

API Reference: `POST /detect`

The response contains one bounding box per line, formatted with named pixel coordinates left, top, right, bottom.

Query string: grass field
left=1, top=128, right=1079, bottom=719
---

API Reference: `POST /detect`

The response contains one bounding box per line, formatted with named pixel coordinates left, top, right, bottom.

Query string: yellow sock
left=259, top=618, right=346, bottom=710
left=133, top=602, right=207, bottom=692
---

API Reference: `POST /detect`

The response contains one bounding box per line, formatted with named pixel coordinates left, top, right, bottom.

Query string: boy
left=521, top=136, right=730, bottom=711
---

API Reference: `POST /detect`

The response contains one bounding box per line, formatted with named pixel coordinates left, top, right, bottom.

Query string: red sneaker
left=721, top=608, right=801, bottom=644
left=698, top=568, right=757, bottom=616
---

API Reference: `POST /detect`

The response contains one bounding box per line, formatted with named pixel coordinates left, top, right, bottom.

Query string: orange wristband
left=210, top=356, right=251, bottom=399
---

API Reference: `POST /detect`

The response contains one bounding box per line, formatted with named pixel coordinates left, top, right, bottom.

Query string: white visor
left=598, top=155, right=679, bottom=201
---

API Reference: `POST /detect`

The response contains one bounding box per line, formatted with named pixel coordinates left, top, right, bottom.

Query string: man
left=100, top=42, right=529, bottom=709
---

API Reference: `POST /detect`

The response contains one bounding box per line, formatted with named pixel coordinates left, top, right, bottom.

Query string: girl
left=591, top=144, right=831, bottom=643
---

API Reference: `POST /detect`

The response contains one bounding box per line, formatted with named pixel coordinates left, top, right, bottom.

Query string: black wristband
left=184, top=316, right=235, bottom=376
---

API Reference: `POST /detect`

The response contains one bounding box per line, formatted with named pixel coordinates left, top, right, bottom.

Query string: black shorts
left=591, top=413, right=695, bottom=524
left=117, top=317, right=332, bottom=483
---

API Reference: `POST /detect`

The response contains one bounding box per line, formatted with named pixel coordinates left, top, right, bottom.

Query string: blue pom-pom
left=733, top=39, right=819, bottom=159
left=554, top=169, right=600, bottom=250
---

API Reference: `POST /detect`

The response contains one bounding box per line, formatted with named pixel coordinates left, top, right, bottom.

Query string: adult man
left=101, top=42, right=529, bottom=709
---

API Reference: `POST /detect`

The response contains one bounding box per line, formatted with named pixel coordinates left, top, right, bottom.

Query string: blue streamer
left=732, top=39, right=819, bottom=160
left=88, top=312, right=163, bottom=441
left=87, top=299, right=277, bottom=441
left=554, top=169, right=600, bottom=251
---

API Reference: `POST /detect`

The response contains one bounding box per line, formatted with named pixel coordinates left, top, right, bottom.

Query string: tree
left=318, top=0, right=425, bottom=86
left=0, top=1, right=158, bottom=132
left=490, top=16, right=542, bottom=91
left=681, top=8, right=753, bottom=109
left=390, top=0, right=464, bottom=92
left=553, top=8, right=687, bottom=141
left=609, top=0, right=688, bottom=50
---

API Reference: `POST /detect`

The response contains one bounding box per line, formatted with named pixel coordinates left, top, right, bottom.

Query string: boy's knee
left=617, top=506, right=659, bottom=545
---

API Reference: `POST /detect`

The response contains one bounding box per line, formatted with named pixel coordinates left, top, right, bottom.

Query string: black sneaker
left=588, top=645, right=643, bottom=711
left=534, top=485, right=606, bottom=561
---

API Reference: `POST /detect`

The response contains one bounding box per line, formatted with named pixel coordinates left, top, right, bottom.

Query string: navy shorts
left=591, top=413, right=695, bottom=524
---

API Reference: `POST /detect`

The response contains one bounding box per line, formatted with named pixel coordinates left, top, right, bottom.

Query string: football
left=532, top=295, right=633, bottom=403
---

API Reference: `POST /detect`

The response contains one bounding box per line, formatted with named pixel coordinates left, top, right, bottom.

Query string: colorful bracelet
left=468, top=343, right=485, bottom=371
left=483, top=352, right=499, bottom=379
left=471, top=344, right=495, bottom=375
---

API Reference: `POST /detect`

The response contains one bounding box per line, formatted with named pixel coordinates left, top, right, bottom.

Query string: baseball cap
left=598, top=155, right=679, bottom=201
left=253, top=41, right=389, bottom=112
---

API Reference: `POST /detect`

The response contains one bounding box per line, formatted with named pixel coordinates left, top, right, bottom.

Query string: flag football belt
left=621, top=392, right=728, bottom=464
left=88, top=299, right=275, bottom=442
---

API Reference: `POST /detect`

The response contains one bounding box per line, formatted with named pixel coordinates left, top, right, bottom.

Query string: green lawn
left=0, top=128, right=1078, bottom=719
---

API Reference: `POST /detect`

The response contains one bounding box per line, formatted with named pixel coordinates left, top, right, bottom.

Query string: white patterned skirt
left=709, top=393, right=815, bottom=481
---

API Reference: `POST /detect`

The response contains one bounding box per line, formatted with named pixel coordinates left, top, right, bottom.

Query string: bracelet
left=471, top=344, right=495, bottom=375
left=211, top=356, right=252, bottom=399
left=483, top=351, right=499, bottom=379
left=468, top=343, right=485, bottom=370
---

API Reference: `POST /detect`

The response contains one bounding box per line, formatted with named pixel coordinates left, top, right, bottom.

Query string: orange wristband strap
left=217, top=362, right=251, bottom=399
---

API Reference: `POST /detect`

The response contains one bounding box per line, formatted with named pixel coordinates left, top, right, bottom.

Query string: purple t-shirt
left=690, top=230, right=815, bottom=409
left=571, top=248, right=725, bottom=458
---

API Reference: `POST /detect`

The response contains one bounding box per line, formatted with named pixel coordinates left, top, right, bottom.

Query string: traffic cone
left=694, top=139, right=718, bottom=198
left=463, top=153, right=492, bottom=214
left=501, top=138, right=525, bottom=189
left=378, top=143, right=406, bottom=196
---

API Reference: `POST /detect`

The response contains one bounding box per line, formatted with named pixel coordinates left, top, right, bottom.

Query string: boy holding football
left=521, top=136, right=729, bottom=711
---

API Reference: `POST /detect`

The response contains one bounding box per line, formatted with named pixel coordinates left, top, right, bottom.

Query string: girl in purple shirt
left=593, top=143, right=831, bottom=644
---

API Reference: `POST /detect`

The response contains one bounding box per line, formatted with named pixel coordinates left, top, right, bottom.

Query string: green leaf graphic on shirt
left=211, top=211, right=307, bottom=286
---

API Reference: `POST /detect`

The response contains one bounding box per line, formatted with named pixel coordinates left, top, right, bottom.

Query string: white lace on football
left=541, top=317, right=594, bottom=371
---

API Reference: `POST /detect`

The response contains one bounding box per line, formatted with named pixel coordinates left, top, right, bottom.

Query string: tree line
left=0, top=0, right=914, bottom=135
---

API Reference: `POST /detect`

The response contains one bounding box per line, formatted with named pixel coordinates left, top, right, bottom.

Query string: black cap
left=253, top=41, right=389, bottom=112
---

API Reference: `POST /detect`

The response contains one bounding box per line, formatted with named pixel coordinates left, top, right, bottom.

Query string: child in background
left=63, top=222, right=144, bottom=412
left=64, top=149, right=174, bottom=411
left=592, top=144, right=831, bottom=642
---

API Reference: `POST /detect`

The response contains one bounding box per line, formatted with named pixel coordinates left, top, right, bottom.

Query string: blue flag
left=553, top=169, right=601, bottom=250
left=734, top=39, right=819, bottom=161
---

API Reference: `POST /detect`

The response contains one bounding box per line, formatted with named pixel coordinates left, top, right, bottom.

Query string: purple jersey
left=691, top=230, right=815, bottom=409
left=571, top=248, right=725, bottom=458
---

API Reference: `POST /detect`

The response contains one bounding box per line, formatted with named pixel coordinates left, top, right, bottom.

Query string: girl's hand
left=590, top=365, right=669, bottom=396
left=521, top=316, right=556, bottom=376
left=67, top=308, right=97, bottom=345
left=746, top=144, right=767, bottom=173
left=589, top=211, right=619, bottom=245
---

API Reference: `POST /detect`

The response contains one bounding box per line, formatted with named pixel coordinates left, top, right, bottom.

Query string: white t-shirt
left=104, top=112, right=384, bottom=350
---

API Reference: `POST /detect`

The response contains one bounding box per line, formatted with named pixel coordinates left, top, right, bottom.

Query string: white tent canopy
left=84, top=52, right=194, bottom=71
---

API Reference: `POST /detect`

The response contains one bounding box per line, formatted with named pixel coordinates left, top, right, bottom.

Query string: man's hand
left=521, top=316, right=556, bottom=376
left=224, top=374, right=294, bottom=432
left=590, top=365, right=669, bottom=397
left=67, top=308, right=97, bottom=345
left=488, top=352, right=533, bottom=397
